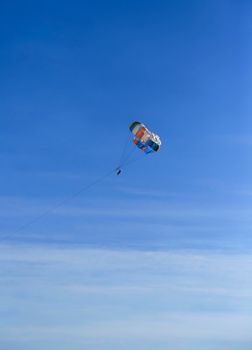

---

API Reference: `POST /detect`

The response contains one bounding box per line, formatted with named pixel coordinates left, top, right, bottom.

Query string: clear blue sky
left=1, top=1, right=252, bottom=349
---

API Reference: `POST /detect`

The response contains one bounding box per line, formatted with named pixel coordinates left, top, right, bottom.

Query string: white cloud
left=0, top=244, right=251, bottom=348
left=1, top=312, right=252, bottom=342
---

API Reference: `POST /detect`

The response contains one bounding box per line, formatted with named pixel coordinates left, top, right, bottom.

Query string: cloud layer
left=0, top=244, right=251, bottom=350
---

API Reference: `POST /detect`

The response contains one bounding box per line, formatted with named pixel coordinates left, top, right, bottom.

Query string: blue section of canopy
left=147, top=139, right=160, bottom=152
left=134, top=136, right=154, bottom=154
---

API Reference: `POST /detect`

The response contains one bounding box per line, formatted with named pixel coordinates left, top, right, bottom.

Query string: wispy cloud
left=1, top=195, right=252, bottom=222
left=0, top=244, right=251, bottom=349
left=1, top=193, right=252, bottom=253
left=1, top=313, right=252, bottom=342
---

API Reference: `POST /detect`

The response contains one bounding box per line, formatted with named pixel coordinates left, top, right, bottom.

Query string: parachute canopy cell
left=129, top=121, right=161, bottom=154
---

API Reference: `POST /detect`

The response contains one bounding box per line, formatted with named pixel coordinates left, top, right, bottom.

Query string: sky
left=1, top=0, right=252, bottom=349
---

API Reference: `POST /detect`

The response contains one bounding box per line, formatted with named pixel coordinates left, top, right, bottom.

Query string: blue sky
left=1, top=0, right=252, bottom=349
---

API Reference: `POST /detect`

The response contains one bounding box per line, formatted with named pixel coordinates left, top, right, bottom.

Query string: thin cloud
left=0, top=245, right=251, bottom=348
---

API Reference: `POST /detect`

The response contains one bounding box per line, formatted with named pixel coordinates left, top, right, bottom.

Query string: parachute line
left=0, top=168, right=117, bottom=243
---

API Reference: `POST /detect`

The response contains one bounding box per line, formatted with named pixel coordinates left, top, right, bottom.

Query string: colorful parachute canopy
left=129, top=121, right=161, bottom=154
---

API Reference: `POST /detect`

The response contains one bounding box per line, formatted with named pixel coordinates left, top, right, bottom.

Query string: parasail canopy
left=129, top=121, right=161, bottom=154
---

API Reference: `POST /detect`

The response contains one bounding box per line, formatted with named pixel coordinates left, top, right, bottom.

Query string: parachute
left=129, top=121, right=161, bottom=154
left=116, top=121, right=161, bottom=173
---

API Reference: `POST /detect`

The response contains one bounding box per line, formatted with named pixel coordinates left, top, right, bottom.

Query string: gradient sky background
left=1, top=1, right=252, bottom=349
